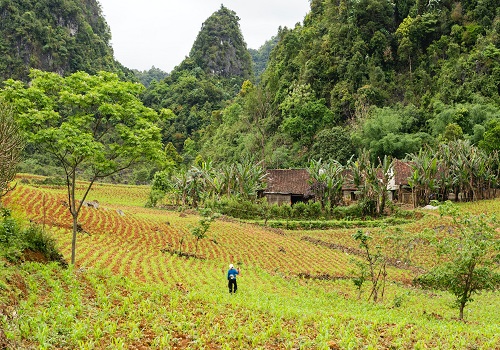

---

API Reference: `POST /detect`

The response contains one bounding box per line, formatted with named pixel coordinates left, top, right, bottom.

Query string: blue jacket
left=227, top=268, right=239, bottom=280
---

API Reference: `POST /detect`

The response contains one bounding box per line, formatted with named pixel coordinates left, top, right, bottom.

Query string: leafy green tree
left=479, top=118, right=500, bottom=152
left=280, top=83, right=334, bottom=147
left=442, top=123, right=464, bottom=141
left=0, top=99, right=24, bottom=206
left=353, top=106, right=432, bottom=160
left=415, top=201, right=500, bottom=320
left=311, top=127, right=355, bottom=165
left=1, top=70, right=163, bottom=264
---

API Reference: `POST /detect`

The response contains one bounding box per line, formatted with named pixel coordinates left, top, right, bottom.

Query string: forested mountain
left=132, top=66, right=168, bottom=87
left=199, top=0, right=500, bottom=167
left=2, top=0, right=498, bottom=180
left=190, top=5, right=253, bottom=79
left=142, top=5, right=253, bottom=154
left=0, top=0, right=130, bottom=82
left=249, top=36, right=279, bottom=80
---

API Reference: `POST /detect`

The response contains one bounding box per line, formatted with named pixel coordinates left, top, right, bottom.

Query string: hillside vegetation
left=1, top=178, right=499, bottom=348
left=0, top=0, right=131, bottom=82
left=198, top=0, right=500, bottom=166
left=2, top=1, right=498, bottom=182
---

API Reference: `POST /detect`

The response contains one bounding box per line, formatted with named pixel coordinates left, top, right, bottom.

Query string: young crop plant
left=189, top=208, right=218, bottom=255
left=414, top=201, right=500, bottom=320
left=352, top=229, right=388, bottom=302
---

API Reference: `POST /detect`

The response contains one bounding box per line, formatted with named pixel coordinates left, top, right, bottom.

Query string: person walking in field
left=227, top=264, right=240, bottom=294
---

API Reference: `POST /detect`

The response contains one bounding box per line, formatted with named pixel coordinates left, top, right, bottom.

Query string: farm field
left=1, top=177, right=500, bottom=349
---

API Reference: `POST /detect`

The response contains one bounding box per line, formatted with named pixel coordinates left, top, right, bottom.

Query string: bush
left=0, top=210, right=66, bottom=266
left=0, top=208, right=17, bottom=244
left=305, top=202, right=322, bottom=219
left=22, top=224, right=66, bottom=266
left=145, top=189, right=166, bottom=208
left=205, top=197, right=263, bottom=220
left=291, top=202, right=307, bottom=219
left=331, top=204, right=364, bottom=219
left=269, top=204, right=283, bottom=219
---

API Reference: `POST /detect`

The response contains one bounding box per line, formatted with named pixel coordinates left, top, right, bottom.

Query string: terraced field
left=2, top=178, right=499, bottom=349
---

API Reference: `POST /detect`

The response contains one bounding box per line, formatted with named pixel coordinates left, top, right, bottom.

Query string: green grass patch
left=252, top=217, right=412, bottom=230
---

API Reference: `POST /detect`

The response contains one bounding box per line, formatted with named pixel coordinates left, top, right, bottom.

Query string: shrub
left=305, top=202, right=322, bottom=219
left=22, top=224, right=66, bottom=266
left=146, top=189, right=166, bottom=208
left=269, top=204, right=283, bottom=219
left=0, top=210, right=66, bottom=266
left=331, top=204, right=364, bottom=219
left=291, top=202, right=307, bottom=219
left=0, top=208, right=17, bottom=244
left=205, top=197, right=263, bottom=219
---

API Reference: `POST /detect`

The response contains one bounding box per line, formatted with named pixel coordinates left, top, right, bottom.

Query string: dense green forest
left=0, top=0, right=131, bottom=82
left=249, top=35, right=279, bottom=80
left=197, top=0, right=500, bottom=167
left=141, top=6, right=254, bottom=154
left=1, top=0, right=499, bottom=180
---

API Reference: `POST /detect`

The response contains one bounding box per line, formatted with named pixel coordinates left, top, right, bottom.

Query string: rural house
left=263, top=160, right=416, bottom=206
left=389, top=159, right=413, bottom=204
left=262, top=169, right=314, bottom=205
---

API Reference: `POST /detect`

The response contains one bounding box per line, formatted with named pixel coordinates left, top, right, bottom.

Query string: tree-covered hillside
left=2, top=0, right=498, bottom=181
left=199, top=0, right=500, bottom=167
left=0, top=0, right=130, bottom=82
left=142, top=5, right=254, bottom=154
left=249, top=35, right=279, bottom=81
left=190, top=5, right=253, bottom=80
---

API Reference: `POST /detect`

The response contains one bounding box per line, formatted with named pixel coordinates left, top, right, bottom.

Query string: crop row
left=6, top=185, right=416, bottom=285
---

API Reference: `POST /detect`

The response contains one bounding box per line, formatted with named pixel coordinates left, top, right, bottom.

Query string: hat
left=229, top=264, right=234, bottom=269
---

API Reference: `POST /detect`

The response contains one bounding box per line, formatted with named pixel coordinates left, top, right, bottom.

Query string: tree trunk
left=71, top=212, right=78, bottom=265
left=459, top=302, right=465, bottom=320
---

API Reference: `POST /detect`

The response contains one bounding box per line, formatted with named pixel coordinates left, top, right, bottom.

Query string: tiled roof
left=264, top=160, right=414, bottom=195
left=264, top=169, right=313, bottom=195
left=393, top=159, right=413, bottom=185
left=341, top=169, right=357, bottom=190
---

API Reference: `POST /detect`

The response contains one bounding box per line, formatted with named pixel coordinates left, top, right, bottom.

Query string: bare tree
left=0, top=100, right=24, bottom=206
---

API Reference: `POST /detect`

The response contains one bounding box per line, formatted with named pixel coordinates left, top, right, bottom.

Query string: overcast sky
left=98, top=0, right=310, bottom=73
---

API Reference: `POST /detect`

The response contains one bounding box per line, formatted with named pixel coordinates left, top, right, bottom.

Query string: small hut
left=263, top=169, right=314, bottom=205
